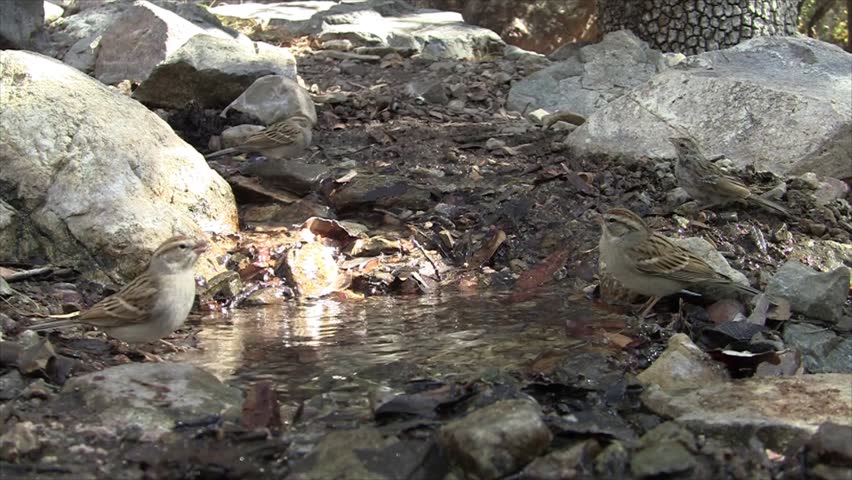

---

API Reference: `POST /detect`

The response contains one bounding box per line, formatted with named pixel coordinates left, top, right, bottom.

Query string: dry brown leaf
left=468, top=230, right=506, bottom=268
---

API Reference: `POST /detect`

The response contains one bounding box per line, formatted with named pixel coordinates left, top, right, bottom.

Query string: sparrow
left=670, top=137, right=789, bottom=216
left=29, top=236, right=208, bottom=345
left=598, top=207, right=759, bottom=316
left=205, top=115, right=313, bottom=159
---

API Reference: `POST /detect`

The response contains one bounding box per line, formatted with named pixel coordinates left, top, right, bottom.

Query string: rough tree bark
left=597, top=0, right=804, bottom=54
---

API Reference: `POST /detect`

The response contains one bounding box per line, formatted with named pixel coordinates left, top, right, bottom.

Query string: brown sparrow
left=29, top=236, right=208, bottom=344
left=205, top=115, right=313, bottom=159
left=598, top=208, right=759, bottom=316
left=670, top=137, right=788, bottom=216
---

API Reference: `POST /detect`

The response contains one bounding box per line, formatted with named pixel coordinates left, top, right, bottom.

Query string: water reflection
left=180, top=288, right=615, bottom=403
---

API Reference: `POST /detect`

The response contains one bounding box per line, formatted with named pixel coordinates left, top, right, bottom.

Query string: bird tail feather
left=26, top=319, right=81, bottom=331
left=204, top=147, right=237, bottom=159
left=750, top=195, right=789, bottom=216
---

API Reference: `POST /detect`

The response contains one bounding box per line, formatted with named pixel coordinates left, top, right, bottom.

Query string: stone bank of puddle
left=178, top=289, right=619, bottom=403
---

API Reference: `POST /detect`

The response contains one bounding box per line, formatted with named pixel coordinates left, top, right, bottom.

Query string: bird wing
left=78, top=274, right=157, bottom=327
left=629, top=234, right=722, bottom=284
left=697, top=160, right=753, bottom=199
left=242, top=121, right=301, bottom=150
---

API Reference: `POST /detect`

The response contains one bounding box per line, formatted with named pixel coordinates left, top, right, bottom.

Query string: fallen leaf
left=602, top=332, right=634, bottom=349
left=241, top=380, right=282, bottom=432
left=514, top=249, right=570, bottom=292
left=468, top=230, right=506, bottom=268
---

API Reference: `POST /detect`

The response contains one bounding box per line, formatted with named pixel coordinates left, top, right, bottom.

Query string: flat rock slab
left=210, top=0, right=504, bottom=60
left=642, top=373, right=852, bottom=450
left=54, top=363, right=242, bottom=439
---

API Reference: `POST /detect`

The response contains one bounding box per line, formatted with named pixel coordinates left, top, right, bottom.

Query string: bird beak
left=193, top=240, right=209, bottom=254
left=594, top=214, right=604, bottom=227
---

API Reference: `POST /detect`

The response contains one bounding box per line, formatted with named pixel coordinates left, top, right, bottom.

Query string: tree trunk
left=597, top=0, right=803, bottom=54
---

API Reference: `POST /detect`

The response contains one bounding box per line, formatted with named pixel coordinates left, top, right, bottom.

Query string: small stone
left=0, top=312, right=15, bottom=335
left=550, top=121, right=577, bottom=132
left=783, top=323, right=852, bottom=374
left=666, top=187, right=692, bottom=210
left=527, top=108, right=549, bottom=125
left=631, top=442, right=696, bottom=477
left=767, top=261, right=850, bottom=322
left=810, top=223, right=828, bottom=237
left=595, top=441, right=629, bottom=477
left=339, top=59, right=368, bottom=76
left=438, top=400, right=552, bottom=479
left=0, top=370, right=25, bottom=401
left=0, top=421, right=40, bottom=461
left=795, top=172, right=823, bottom=190
left=773, top=224, right=793, bottom=243
left=321, top=39, right=353, bottom=51
left=202, top=271, right=242, bottom=301
left=637, top=333, right=729, bottom=391
left=707, top=299, right=746, bottom=324
left=492, top=71, right=512, bottom=84
left=283, top=242, right=340, bottom=298
left=521, top=440, right=601, bottom=480
left=485, top=138, right=507, bottom=150
left=808, top=422, right=852, bottom=466
left=243, top=287, right=285, bottom=306
left=448, top=99, right=465, bottom=112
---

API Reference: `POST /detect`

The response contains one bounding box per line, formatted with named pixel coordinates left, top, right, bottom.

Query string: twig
left=411, top=238, right=442, bottom=282
left=3, top=266, right=54, bottom=282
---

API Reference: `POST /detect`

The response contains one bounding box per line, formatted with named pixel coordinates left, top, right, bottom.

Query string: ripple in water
left=179, top=288, right=612, bottom=403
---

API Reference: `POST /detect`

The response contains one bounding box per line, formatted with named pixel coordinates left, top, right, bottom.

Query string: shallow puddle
left=179, top=288, right=621, bottom=403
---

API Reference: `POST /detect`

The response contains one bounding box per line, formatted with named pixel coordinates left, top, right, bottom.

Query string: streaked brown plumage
left=670, top=137, right=788, bottom=216
left=205, top=115, right=313, bottom=160
left=28, top=236, right=208, bottom=343
left=598, top=207, right=758, bottom=316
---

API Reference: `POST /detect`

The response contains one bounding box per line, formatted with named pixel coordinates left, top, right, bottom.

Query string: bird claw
left=158, top=339, right=189, bottom=353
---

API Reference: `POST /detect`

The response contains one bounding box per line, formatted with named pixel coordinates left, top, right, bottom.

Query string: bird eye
left=606, top=218, right=616, bottom=223
left=178, top=243, right=188, bottom=250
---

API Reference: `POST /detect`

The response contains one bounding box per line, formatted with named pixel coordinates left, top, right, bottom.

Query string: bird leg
left=159, top=339, right=181, bottom=352
left=136, top=350, right=165, bottom=363
left=636, top=296, right=662, bottom=318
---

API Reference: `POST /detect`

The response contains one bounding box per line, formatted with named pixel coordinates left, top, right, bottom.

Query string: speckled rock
left=55, top=363, right=242, bottom=439
left=767, top=261, right=850, bottom=323
left=438, top=399, right=552, bottom=479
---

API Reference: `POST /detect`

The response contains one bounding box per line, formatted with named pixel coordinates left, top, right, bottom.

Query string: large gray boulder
left=0, top=0, right=45, bottom=49
left=566, top=36, right=852, bottom=179
left=508, top=30, right=673, bottom=117
left=47, top=0, right=234, bottom=73
left=132, top=34, right=297, bottom=109
left=0, top=51, right=238, bottom=282
left=94, top=0, right=239, bottom=84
